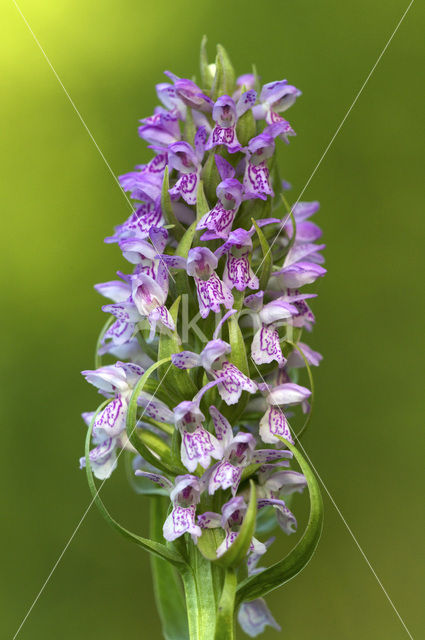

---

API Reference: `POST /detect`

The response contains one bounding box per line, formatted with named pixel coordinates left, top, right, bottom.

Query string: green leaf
left=236, top=108, right=256, bottom=148
left=161, top=167, right=186, bottom=241
left=175, top=179, right=209, bottom=261
left=251, top=63, right=261, bottom=95
left=137, top=430, right=182, bottom=473
left=228, top=313, right=249, bottom=376
left=213, top=44, right=236, bottom=98
left=214, top=569, right=237, bottom=640
left=217, top=481, right=257, bottom=569
left=197, top=482, right=257, bottom=570
left=126, top=357, right=178, bottom=475
left=252, top=218, right=272, bottom=292
left=84, top=404, right=185, bottom=567
left=158, top=296, right=198, bottom=399
left=184, top=106, right=196, bottom=145
left=200, top=35, right=214, bottom=91
left=201, top=152, right=221, bottom=204
left=236, top=440, right=323, bottom=603
left=175, top=220, right=197, bottom=259
left=150, top=498, right=189, bottom=640
left=222, top=312, right=251, bottom=423
left=197, top=527, right=225, bottom=562
left=196, top=178, right=210, bottom=220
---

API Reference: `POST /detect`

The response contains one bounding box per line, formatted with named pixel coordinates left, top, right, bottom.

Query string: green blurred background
left=1, top=0, right=424, bottom=638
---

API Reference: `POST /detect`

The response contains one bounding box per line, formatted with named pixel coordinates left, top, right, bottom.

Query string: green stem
left=181, top=544, right=225, bottom=640
left=215, top=569, right=237, bottom=640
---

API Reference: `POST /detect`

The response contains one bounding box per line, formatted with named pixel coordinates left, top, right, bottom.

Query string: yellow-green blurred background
left=1, top=1, right=424, bottom=638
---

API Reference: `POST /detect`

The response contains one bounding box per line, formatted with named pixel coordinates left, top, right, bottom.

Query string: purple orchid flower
left=233, top=73, right=256, bottom=101
left=238, top=598, right=281, bottom=638
left=135, top=471, right=203, bottom=541
left=203, top=406, right=256, bottom=495
left=171, top=333, right=257, bottom=406
left=138, top=107, right=181, bottom=147
left=257, top=497, right=298, bottom=535
left=272, top=254, right=326, bottom=289
left=94, top=277, right=138, bottom=350
left=198, top=496, right=267, bottom=558
left=187, top=247, right=234, bottom=318
left=252, top=79, right=301, bottom=125
left=168, top=128, right=207, bottom=205
left=119, top=226, right=170, bottom=286
left=287, top=341, right=323, bottom=368
left=158, top=245, right=235, bottom=318
left=156, top=82, right=187, bottom=120
left=257, top=468, right=307, bottom=500
left=80, top=362, right=146, bottom=476
left=243, top=122, right=292, bottom=200
left=206, top=91, right=256, bottom=153
left=131, top=271, right=175, bottom=340
left=109, top=173, right=165, bottom=243
left=173, top=398, right=222, bottom=473
left=79, top=411, right=137, bottom=480
left=244, top=290, right=302, bottom=368
left=214, top=228, right=259, bottom=292
left=164, top=71, right=213, bottom=112
left=258, top=382, right=311, bottom=444
left=197, top=156, right=244, bottom=240
left=284, top=200, right=323, bottom=243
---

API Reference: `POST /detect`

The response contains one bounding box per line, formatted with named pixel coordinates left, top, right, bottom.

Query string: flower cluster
left=81, top=44, right=325, bottom=638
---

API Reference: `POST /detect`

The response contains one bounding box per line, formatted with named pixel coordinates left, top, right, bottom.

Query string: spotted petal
left=251, top=324, right=286, bottom=368
left=181, top=426, right=221, bottom=472
left=215, top=361, right=257, bottom=405
left=195, top=273, right=234, bottom=318
left=259, top=406, right=293, bottom=444
left=80, top=438, right=117, bottom=480
left=163, top=505, right=202, bottom=541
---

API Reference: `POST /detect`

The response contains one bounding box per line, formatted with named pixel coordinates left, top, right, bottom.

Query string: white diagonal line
left=12, top=364, right=173, bottom=640
left=249, top=357, right=414, bottom=639
left=294, top=439, right=415, bottom=640
left=255, top=0, right=416, bottom=276
left=11, top=0, right=175, bottom=283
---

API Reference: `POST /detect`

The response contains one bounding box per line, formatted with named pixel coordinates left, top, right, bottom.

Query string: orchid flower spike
left=81, top=41, right=325, bottom=640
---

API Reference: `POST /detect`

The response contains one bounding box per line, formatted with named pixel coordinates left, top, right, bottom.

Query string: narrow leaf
left=150, top=498, right=189, bottom=640
left=236, top=440, right=323, bottom=603
left=252, top=218, right=272, bottom=292
left=126, top=357, right=177, bottom=475
left=216, top=481, right=257, bottom=569
left=200, top=35, right=214, bottom=91
left=228, top=313, right=249, bottom=377
left=214, top=44, right=236, bottom=97
left=201, top=151, right=220, bottom=204
left=158, top=296, right=198, bottom=399
left=236, top=108, right=256, bottom=148
left=85, top=405, right=185, bottom=567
